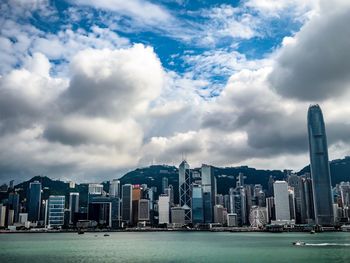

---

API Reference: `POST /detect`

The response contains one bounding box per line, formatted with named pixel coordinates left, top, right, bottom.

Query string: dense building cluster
left=0, top=105, right=349, bottom=230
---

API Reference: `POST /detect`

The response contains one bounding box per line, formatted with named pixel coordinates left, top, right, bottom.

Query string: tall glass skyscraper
left=192, top=184, right=204, bottom=224
left=307, top=104, right=334, bottom=225
left=201, top=164, right=216, bottom=223
left=28, top=181, right=42, bottom=222
left=122, top=184, right=133, bottom=224
left=179, top=160, right=192, bottom=223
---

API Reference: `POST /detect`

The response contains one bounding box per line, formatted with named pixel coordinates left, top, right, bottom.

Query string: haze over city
left=1, top=0, right=350, bottom=184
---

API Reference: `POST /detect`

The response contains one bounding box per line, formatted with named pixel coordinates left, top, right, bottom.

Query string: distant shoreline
left=0, top=228, right=343, bottom=234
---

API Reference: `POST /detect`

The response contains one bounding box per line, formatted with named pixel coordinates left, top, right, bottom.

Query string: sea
left=0, top=232, right=350, bottom=262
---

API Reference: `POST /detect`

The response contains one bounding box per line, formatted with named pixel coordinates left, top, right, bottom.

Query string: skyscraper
left=191, top=184, right=204, bottom=224
left=179, top=160, right=192, bottom=224
left=122, top=184, right=133, bottom=224
left=162, top=177, right=168, bottom=194
left=69, top=193, right=79, bottom=224
left=28, top=181, right=42, bottom=222
left=201, top=164, right=216, bottom=223
left=8, top=192, right=20, bottom=223
left=158, top=194, right=170, bottom=224
left=307, top=105, right=334, bottom=225
left=47, top=195, right=65, bottom=228
left=109, top=179, right=120, bottom=198
left=273, top=181, right=290, bottom=221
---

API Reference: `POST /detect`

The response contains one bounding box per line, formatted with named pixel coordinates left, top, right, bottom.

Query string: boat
left=293, top=241, right=306, bottom=246
left=310, top=230, right=316, bottom=234
left=77, top=229, right=85, bottom=235
left=341, top=225, right=350, bottom=232
left=104, top=233, right=110, bottom=237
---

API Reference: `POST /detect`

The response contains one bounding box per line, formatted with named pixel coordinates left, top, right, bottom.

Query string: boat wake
left=305, top=243, right=350, bottom=247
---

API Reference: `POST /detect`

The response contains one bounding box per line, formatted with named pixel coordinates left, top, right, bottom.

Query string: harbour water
left=0, top=232, right=350, bottom=262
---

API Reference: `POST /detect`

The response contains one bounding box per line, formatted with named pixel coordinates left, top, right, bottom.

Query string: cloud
left=269, top=0, right=350, bottom=101
left=70, top=0, right=172, bottom=25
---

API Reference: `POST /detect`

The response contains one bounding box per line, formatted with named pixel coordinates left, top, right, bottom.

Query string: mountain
left=3, top=157, right=350, bottom=205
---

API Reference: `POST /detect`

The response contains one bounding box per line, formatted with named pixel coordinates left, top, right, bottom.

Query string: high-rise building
left=164, top=185, right=174, bottom=206
left=307, top=104, right=334, bottom=225
left=162, top=177, right=168, bottom=194
left=0, top=204, right=6, bottom=227
left=171, top=206, right=185, bottom=226
left=109, top=179, right=120, bottom=198
left=88, top=196, right=120, bottom=228
left=301, top=174, right=315, bottom=223
left=179, top=160, right=192, bottom=223
left=122, top=184, right=133, bottom=224
left=288, top=174, right=306, bottom=224
left=192, top=184, right=204, bottom=224
left=340, top=182, right=350, bottom=207
left=201, top=164, right=216, bottom=223
left=8, top=192, right=20, bottom=223
left=266, top=197, right=275, bottom=223
left=69, top=193, right=79, bottom=224
left=132, top=185, right=142, bottom=225
left=227, top=213, right=238, bottom=227
left=138, top=199, right=150, bottom=221
left=213, top=205, right=225, bottom=225
left=273, top=181, right=290, bottom=221
left=158, top=194, right=170, bottom=224
left=47, top=195, right=65, bottom=228
left=28, top=181, right=42, bottom=222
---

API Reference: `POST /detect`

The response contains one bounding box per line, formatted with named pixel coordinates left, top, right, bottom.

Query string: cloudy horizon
left=1, top=0, right=350, bottom=184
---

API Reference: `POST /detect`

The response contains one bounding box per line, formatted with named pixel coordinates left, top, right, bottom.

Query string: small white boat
left=293, top=241, right=306, bottom=246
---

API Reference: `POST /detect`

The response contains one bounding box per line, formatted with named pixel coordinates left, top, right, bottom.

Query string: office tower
left=288, top=174, right=306, bottom=224
left=227, top=213, right=238, bottom=227
left=307, top=104, right=334, bottom=225
left=158, top=194, right=170, bottom=224
left=28, top=181, right=42, bottom=222
left=7, top=209, right=14, bottom=225
left=229, top=187, right=246, bottom=226
left=122, top=184, right=133, bottom=224
left=138, top=199, right=150, bottom=221
left=164, top=185, right=174, bottom=206
left=8, top=192, right=20, bottom=223
left=132, top=185, right=142, bottom=225
left=201, top=164, right=216, bottom=223
left=301, top=174, right=315, bottom=223
left=162, top=177, right=168, bottom=194
left=0, top=204, right=6, bottom=227
left=215, top=194, right=224, bottom=206
left=213, top=205, right=225, bottom=224
left=249, top=206, right=267, bottom=228
left=239, top=187, right=247, bottom=225
left=171, top=207, right=185, bottom=226
left=179, top=160, right=192, bottom=223
left=224, top=195, right=230, bottom=210
left=88, top=184, right=103, bottom=197
left=47, top=196, right=65, bottom=228
left=266, top=197, right=275, bottom=223
left=88, top=195, right=120, bottom=228
left=339, top=182, right=350, bottom=207
left=69, top=193, right=79, bottom=224
left=288, top=188, right=296, bottom=220
left=109, top=179, right=120, bottom=197
left=273, top=181, right=290, bottom=221
left=9, top=180, right=14, bottom=189
left=145, top=187, right=156, bottom=225
left=267, top=175, right=274, bottom=197
left=192, top=184, right=204, bottom=224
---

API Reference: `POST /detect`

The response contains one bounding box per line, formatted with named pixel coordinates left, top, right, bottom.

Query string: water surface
left=1, top=232, right=349, bottom=262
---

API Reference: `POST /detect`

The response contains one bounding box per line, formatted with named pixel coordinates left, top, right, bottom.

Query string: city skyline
left=1, top=1, right=350, bottom=184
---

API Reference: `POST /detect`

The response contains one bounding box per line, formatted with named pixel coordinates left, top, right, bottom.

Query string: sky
left=1, top=0, right=350, bottom=184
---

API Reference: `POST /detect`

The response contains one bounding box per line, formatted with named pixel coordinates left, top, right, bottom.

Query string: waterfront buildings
left=28, top=181, right=42, bottom=222
left=162, top=177, right=168, bottom=194
left=158, top=194, right=170, bottom=224
left=8, top=192, right=19, bottom=223
left=273, top=181, right=291, bottom=221
left=201, top=164, right=216, bottom=223
left=307, top=104, right=334, bottom=225
left=138, top=199, right=150, bottom=222
left=69, top=193, right=79, bottom=224
left=122, top=184, right=133, bottom=224
left=109, top=179, right=120, bottom=198
left=192, top=184, right=204, bottom=224
left=179, top=160, right=192, bottom=223
left=47, top=195, right=65, bottom=228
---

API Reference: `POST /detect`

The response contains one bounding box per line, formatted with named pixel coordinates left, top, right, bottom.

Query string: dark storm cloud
left=269, top=8, right=350, bottom=101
